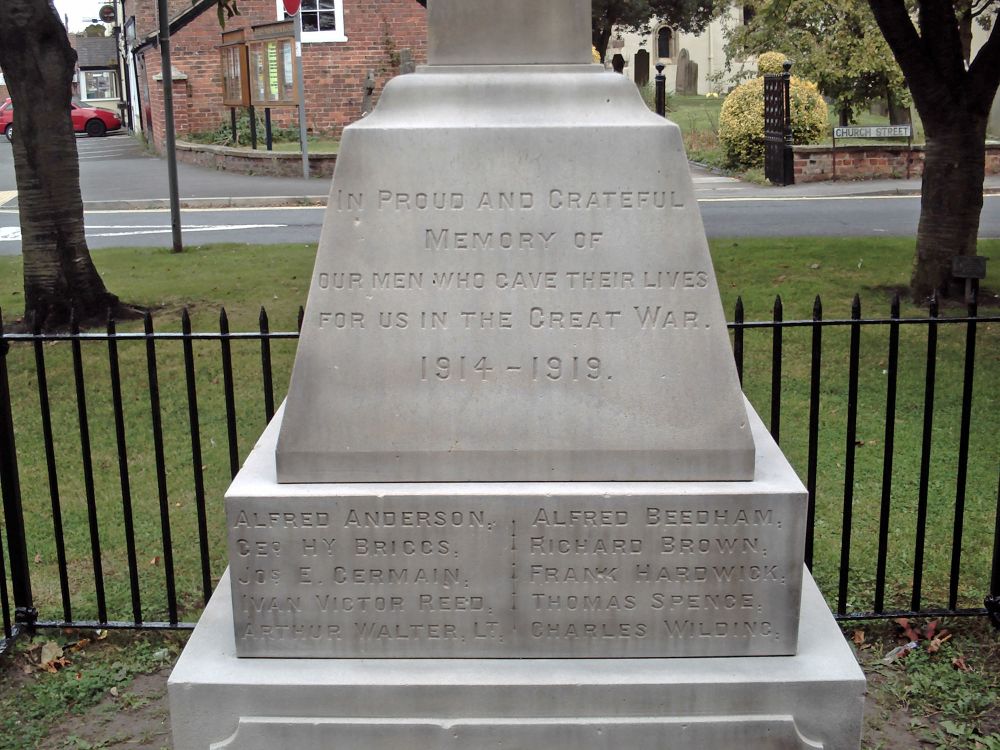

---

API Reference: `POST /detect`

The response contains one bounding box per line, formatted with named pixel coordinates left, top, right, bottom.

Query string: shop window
left=81, top=70, right=118, bottom=100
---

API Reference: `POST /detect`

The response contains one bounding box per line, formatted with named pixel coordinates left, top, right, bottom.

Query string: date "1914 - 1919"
left=420, top=356, right=605, bottom=382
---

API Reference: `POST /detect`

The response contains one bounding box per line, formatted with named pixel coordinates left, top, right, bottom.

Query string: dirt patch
left=43, top=670, right=173, bottom=750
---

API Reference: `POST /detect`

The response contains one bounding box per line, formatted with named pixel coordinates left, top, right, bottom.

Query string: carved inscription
left=314, top=188, right=708, bottom=384
left=230, top=494, right=803, bottom=657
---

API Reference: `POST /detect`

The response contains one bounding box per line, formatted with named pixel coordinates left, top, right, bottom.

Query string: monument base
left=168, top=568, right=865, bottom=750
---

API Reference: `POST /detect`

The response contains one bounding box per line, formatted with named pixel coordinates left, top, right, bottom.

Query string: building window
left=81, top=70, right=118, bottom=100
left=276, top=0, right=346, bottom=43
left=656, top=27, right=674, bottom=59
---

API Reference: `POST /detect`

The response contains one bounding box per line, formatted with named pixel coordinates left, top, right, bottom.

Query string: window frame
left=80, top=69, right=119, bottom=101
left=656, top=26, right=675, bottom=60
left=275, top=0, right=347, bottom=43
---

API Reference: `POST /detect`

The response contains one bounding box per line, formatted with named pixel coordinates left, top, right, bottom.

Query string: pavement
left=1, top=135, right=999, bottom=211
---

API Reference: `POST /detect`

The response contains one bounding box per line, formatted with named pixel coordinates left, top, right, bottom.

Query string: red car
left=1, top=98, right=122, bottom=142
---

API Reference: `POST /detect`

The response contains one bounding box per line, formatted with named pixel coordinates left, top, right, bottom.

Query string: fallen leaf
left=110, top=686, right=119, bottom=697
left=150, top=556, right=161, bottom=566
left=43, top=656, right=71, bottom=674
left=952, top=655, right=970, bottom=672
left=34, top=553, right=42, bottom=563
left=852, top=630, right=866, bottom=646
left=927, top=633, right=952, bottom=653
left=39, top=641, right=63, bottom=666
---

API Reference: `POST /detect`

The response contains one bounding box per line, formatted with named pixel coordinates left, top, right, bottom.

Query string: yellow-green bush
left=718, top=76, right=827, bottom=170
left=757, top=51, right=787, bottom=76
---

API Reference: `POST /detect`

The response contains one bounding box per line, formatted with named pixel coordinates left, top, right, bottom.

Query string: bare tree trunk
left=0, top=0, right=124, bottom=329
left=593, top=25, right=613, bottom=63
left=911, top=115, right=987, bottom=301
left=959, top=11, right=973, bottom=65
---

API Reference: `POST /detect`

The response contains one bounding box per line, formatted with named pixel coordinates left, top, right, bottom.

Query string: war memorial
left=167, top=1, right=866, bottom=747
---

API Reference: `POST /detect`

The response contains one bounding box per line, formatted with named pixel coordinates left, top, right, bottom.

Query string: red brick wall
left=136, top=0, right=426, bottom=151
left=794, top=144, right=1000, bottom=183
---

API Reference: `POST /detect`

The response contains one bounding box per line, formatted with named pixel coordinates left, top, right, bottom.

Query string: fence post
left=988, top=469, right=1000, bottom=628
left=0, top=309, right=36, bottom=630
left=655, top=63, right=666, bottom=118
left=763, top=61, right=795, bottom=185
left=781, top=60, right=794, bottom=185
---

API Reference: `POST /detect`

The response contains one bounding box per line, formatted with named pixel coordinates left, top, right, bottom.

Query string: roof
left=71, top=36, right=118, bottom=68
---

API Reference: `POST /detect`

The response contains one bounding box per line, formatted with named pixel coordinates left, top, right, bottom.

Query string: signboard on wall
left=220, top=28, right=250, bottom=107
left=248, top=20, right=297, bottom=106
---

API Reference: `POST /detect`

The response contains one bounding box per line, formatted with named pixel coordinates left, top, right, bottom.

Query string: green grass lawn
left=0, top=238, right=998, bottom=626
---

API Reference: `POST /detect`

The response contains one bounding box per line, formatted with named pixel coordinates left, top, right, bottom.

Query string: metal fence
left=1, top=296, right=998, bottom=654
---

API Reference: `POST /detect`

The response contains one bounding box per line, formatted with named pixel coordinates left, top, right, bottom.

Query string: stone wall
left=135, top=0, right=427, bottom=151
left=793, top=143, right=1000, bottom=183
left=174, top=140, right=338, bottom=178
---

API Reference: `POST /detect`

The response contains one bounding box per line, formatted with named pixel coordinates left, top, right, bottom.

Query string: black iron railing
left=1, top=297, right=998, bottom=655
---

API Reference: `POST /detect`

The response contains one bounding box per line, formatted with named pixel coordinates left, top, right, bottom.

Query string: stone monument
left=168, top=0, right=865, bottom=747
left=675, top=48, right=699, bottom=96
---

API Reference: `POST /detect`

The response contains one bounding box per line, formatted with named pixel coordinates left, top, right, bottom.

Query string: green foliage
left=718, top=75, right=827, bottom=170
left=188, top=112, right=299, bottom=148
left=876, top=635, right=1000, bottom=749
left=756, top=50, right=786, bottom=75
left=592, top=0, right=727, bottom=61
left=722, top=0, right=910, bottom=122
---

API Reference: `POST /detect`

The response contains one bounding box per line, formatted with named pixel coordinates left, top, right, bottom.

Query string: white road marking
left=0, top=223, right=287, bottom=241
left=78, top=149, right=144, bottom=156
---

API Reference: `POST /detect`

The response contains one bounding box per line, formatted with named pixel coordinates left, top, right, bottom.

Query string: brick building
left=128, top=0, right=426, bottom=149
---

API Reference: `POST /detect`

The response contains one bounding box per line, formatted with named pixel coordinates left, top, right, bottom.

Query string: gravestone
left=168, top=1, right=865, bottom=747
left=675, top=48, right=698, bottom=95
left=633, top=48, right=650, bottom=87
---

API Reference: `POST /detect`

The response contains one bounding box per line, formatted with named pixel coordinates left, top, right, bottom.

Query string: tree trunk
left=886, top=86, right=911, bottom=125
left=911, top=114, right=988, bottom=301
left=0, top=0, right=122, bottom=329
left=959, top=11, right=973, bottom=65
left=593, top=25, right=613, bottom=63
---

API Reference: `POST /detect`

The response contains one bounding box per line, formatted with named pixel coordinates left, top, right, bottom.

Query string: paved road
left=3, top=193, right=999, bottom=255
left=2, top=135, right=999, bottom=254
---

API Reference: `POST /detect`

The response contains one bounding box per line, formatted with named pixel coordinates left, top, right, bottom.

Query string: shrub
left=718, top=75, right=827, bottom=170
left=756, top=51, right=788, bottom=76
left=189, top=112, right=299, bottom=148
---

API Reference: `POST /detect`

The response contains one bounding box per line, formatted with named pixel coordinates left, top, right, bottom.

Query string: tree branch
left=918, top=0, right=966, bottom=89
left=967, top=9, right=1000, bottom=109
left=868, top=0, right=954, bottom=122
left=969, top=0, right=996, bottom=18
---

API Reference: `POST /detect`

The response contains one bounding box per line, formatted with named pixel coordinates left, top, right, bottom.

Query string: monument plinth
left=273, top=0, right=753, bottom=484
left=169, top=1, right=865, bottom=747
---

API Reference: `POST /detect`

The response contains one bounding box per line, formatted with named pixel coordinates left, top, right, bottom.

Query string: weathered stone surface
left=275, top=66, right=754, bottom=482
left=235, top=401, right=799, bottom=658
left=427, top=0, right=592, bottom=66
left=170, top=567, right=866, bottom=750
